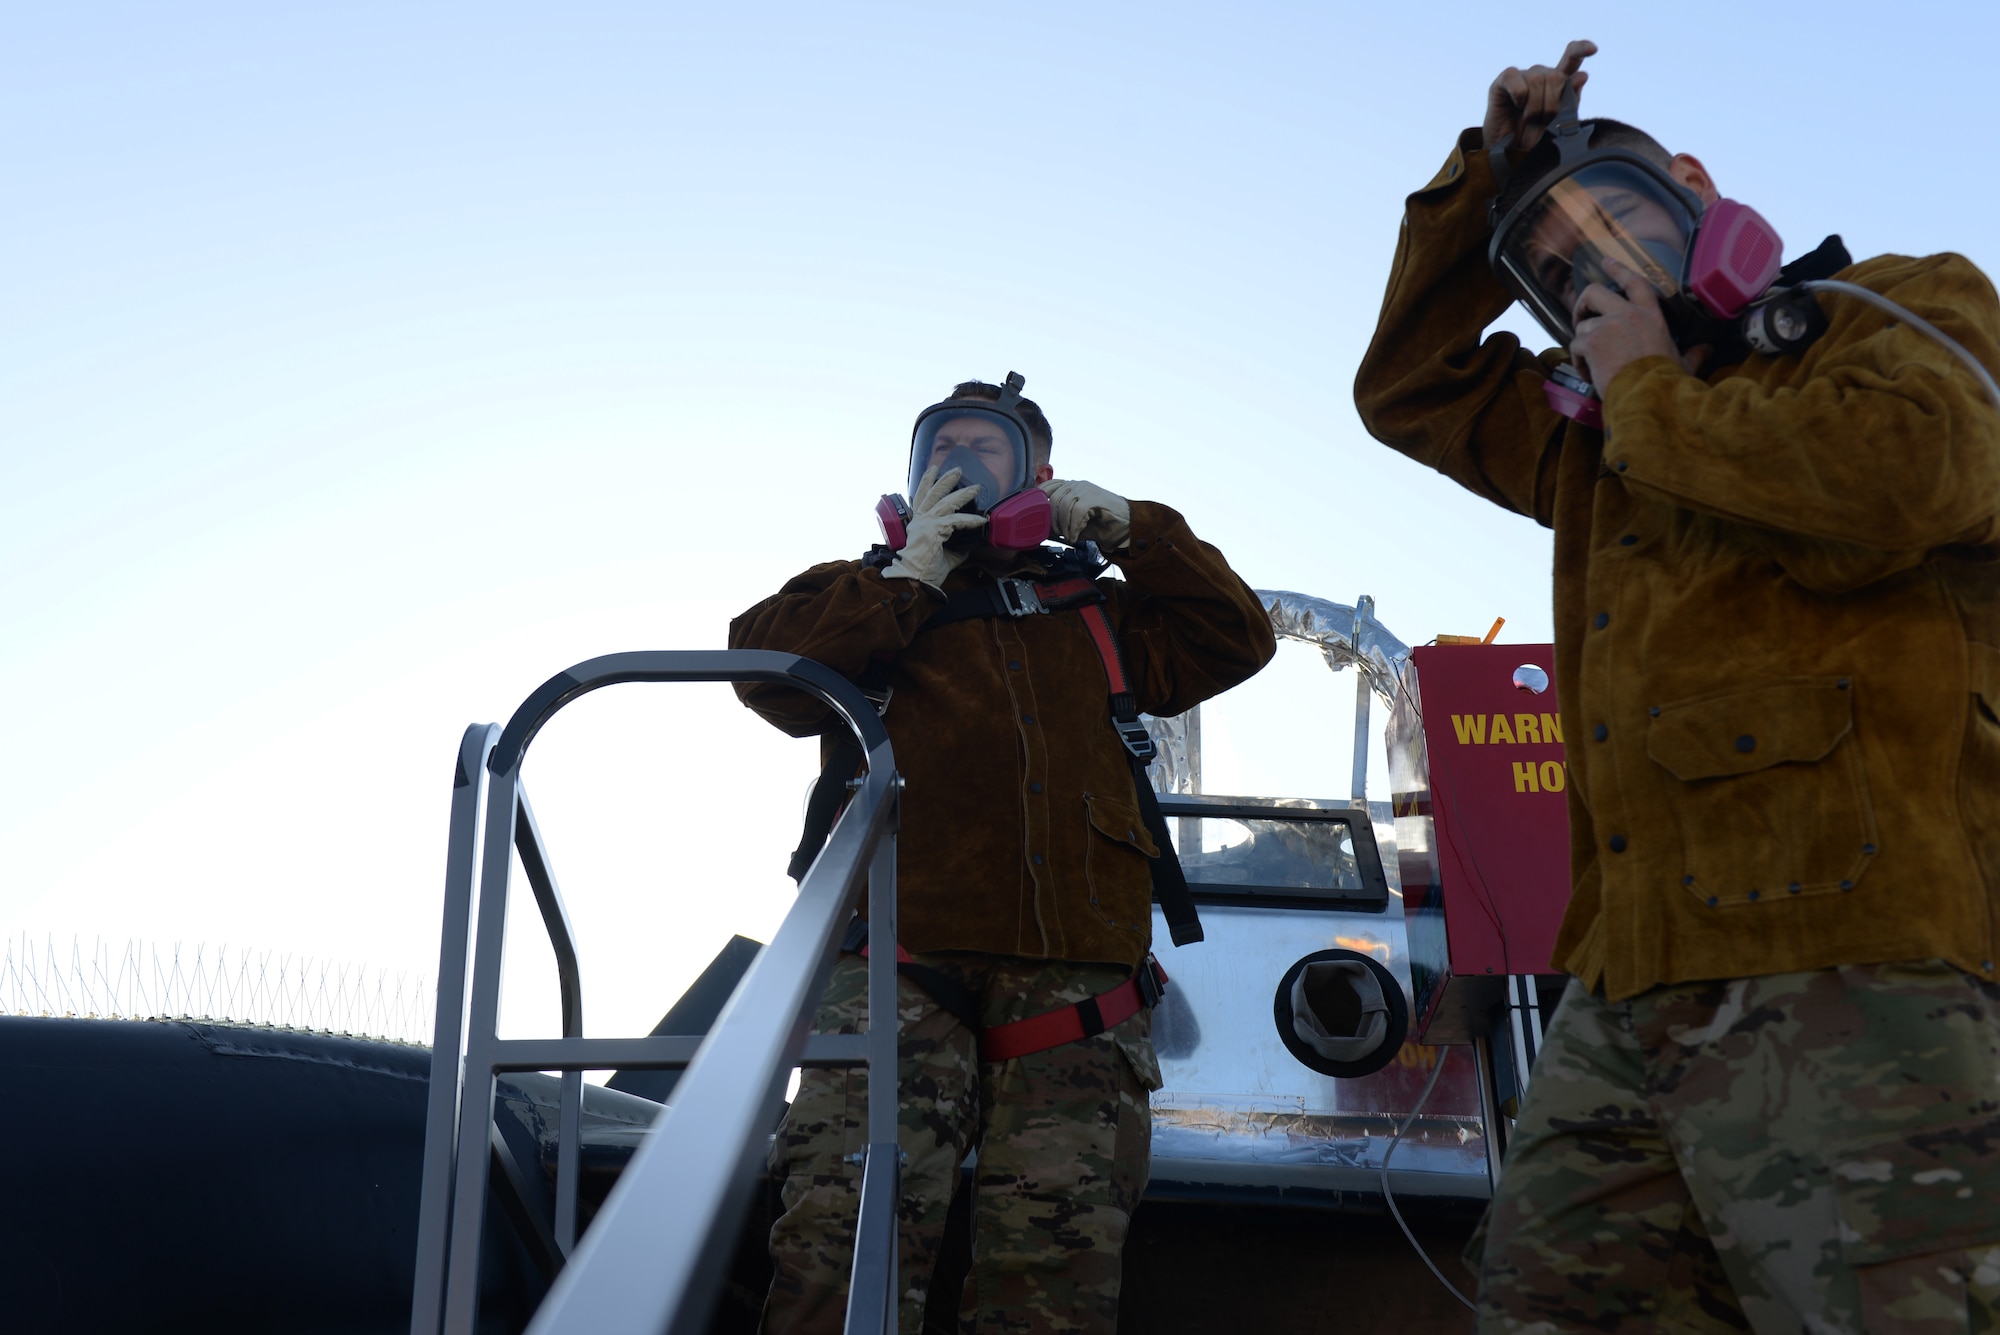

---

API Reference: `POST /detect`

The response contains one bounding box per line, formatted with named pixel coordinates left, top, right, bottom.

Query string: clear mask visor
left=1496, top=161, right=1699, bottom=344
left=907, top=408, right=1030, bottom=514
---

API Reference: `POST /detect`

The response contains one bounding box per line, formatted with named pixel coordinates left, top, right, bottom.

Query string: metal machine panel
left=1145, top=804, right=1489, bottom=1203
left=1389, top=645, right=1571, bottom=1044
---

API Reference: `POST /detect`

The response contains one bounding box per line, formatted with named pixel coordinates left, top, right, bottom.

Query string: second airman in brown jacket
left=1355, top=41, right=2000, bottom=1331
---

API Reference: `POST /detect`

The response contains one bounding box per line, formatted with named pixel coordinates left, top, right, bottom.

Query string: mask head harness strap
left=1486, top=76, right=1586, bottom=198
left=1487, top=81, right=1702, bottom=239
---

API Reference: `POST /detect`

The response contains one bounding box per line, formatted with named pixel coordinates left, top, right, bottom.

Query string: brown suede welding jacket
left=1355, top=129, right=2000, bottom=1001
left=730, top=501, right=1276, bottom=969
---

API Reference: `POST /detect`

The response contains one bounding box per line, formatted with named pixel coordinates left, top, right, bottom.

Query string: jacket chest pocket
left=1084, top=791, right=1158, bottom=932
left=1957, top=644, right=2000, bottom=896
left=1646, top=678, right=1877, bottom=906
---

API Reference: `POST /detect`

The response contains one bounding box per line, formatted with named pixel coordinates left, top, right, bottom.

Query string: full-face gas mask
left=1488, top=89, right=1785, bottom=426
left=875, top=372, right=1053, bottom=554
left=1487, top=89, right=2000, bottom=427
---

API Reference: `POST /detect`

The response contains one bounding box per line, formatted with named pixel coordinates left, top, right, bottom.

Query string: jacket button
left=1736, top=734, right=1756, bottom=753
left=1619, top=534, right=1637, bottom=546
left=1593, top=612, right=1609, bottom=629
left=1649, top=705, right=1661, bottom=717
left=1837, top=678, right=1851, bottom=689
left=1615, top=460, right=1629, bottom=472
left=1022, top=714, right=1035, bottom=725
left=1609, top=835, right=1627, bottom=853
left=1862, top=842, right=1878, bottom=855
left=1683, top=875, right=1695, bottom=886
left=1706, top=896, right=1719, bottom=907
left=1788, top=881, right=1801, bottom=894
left=1839, top=880, right=1853, bottom=890
left=1593, top=724, right=1608, bottom=741
left=1009, top=660, right=1022, bottom=671
left=1032, top=854, right=1044, bottom=866
left=1029, top=781, right=1042, bottom=794
left=1748, top=890, right=1760, bottom=902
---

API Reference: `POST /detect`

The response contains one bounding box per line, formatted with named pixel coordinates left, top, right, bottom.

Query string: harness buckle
left=1137, top=955, right=1166, bottom=1009
left=995, top=579, right=1045, bottom=617
left=1113, top=716, right=1157, bottom=762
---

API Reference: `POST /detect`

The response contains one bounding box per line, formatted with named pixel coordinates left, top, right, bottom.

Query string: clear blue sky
left=6, top=3, right=1994, bottom=1038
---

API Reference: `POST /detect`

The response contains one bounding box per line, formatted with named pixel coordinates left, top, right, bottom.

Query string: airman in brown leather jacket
left=1355, top=42, right=2000, bottom=1332
left=730, top=377, right=1272, bottom=1334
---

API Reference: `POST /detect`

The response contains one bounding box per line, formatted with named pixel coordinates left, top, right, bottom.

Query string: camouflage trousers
left=761, top=951, right=1160, bottom=1335
left=1474, top=960, right=2000, bottom=1334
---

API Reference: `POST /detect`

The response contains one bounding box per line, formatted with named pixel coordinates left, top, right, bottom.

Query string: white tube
left=1803, top=279, right=2000, bottom=412
left=1379, top=1047, right=1477, bottom=1313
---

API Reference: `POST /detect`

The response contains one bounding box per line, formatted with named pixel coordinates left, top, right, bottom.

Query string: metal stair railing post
left=437, top=746, right=529, bottom=1335
left=842, top=817, right=901, bottom=1334
left=408, top=650, right=901, bottom=1335
left=513, top=789, right=586, bottom=1251
left=410, top=722, right=501, bottom=1335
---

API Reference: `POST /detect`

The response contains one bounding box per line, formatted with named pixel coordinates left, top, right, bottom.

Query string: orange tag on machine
left=1388, top=643, right=1571, bottom=1044
left=1435, top=616, right=1506, bottom=647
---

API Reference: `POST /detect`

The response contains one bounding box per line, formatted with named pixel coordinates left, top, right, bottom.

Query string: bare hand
left=1484, top=40, right=1596, bottom=154
left=1569, top=259, right=1700, bottom=393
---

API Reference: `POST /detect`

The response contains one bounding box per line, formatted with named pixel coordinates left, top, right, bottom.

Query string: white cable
left=1379, top=1044, right=1478, bottom=1313
left=1801, top=280, right=2000, bottom=411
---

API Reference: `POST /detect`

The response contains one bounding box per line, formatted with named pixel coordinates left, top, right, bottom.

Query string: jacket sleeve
left=727, top=562, right=943, bottom=737
left=1352, top=128, right=1572, bottom=528
left=1605, top=253, right=2000, bottom=579
left=1106, top=502, right=1277, bottom=718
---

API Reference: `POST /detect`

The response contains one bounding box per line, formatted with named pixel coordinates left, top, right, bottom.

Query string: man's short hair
left=947, top=379, right=1053, bottom=468
left=1494, top=118, right=1675, bottom=219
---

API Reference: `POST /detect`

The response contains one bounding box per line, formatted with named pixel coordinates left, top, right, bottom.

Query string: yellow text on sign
left=1451, top=713, right=1565, bottom=746
left=1513, top=761, right=1568, bottom=793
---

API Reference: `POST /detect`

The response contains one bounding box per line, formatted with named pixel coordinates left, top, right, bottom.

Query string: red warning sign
left=1390, top=644, right=1572, bottom=1043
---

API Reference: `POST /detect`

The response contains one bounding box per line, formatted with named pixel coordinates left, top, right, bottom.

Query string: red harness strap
left=1033, top=575, right=1101, bottom=608
left=857, top=934, right=1169, bottom=1064
left=979, top=964, right=1164, bottom=1063
left=1070, top=599, right=1132, bottom=693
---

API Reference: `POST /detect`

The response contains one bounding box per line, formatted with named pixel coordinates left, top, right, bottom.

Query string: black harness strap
left=1069, top=598, right=1204, bottom=947
left=787, top=733, right=864, bottom=883
left=788, top=565, right=1204, bottom=945
left=922, top=574, right=1103, bottom=629
left=839, top=917, right=985, bottom=1031
left=787, top=653, right=893, bottom=884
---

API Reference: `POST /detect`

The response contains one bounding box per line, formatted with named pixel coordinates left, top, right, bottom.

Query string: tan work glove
left=882, top=466, right=986, bottom=593
left=1039, top=478, right=1131, bottom=551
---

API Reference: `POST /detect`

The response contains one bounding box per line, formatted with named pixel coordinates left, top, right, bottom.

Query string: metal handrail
left=411, top=722, right=501, bottom=1335
left=515, top=791, right=583, bottom=1042
left=410, top=650, right=903, bottom=1335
